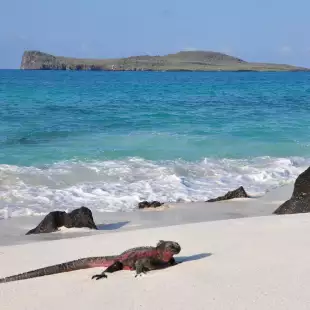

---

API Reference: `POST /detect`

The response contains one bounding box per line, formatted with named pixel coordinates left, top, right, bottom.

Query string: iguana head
left=156, top=240, right=181, bottom=254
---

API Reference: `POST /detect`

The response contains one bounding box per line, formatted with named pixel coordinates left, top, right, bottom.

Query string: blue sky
left=0, top=0, right=309, bottom=68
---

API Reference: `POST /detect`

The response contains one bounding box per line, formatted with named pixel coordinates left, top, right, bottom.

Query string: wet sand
left=0, top=184, right=292, bottom=246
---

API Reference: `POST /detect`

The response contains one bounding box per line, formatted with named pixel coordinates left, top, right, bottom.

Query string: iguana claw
left=91, top=273, right=108, bottom=280
left=135, top=271, right=147, bottom=278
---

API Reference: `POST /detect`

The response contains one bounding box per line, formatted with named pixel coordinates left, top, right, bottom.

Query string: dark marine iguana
left=0, top=240, right=181, bottom=284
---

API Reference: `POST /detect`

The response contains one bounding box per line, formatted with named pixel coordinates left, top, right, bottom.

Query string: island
left=20, top=50, right=309, bottom=72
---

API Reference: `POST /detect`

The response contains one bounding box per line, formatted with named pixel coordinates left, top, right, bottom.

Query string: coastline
left=0, top=183, right=292, bottom=247
left=2, top=183, right=310, bottom=309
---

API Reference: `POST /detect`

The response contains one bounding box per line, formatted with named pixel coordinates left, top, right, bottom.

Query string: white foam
left=0, top=156, right=308, bottom=218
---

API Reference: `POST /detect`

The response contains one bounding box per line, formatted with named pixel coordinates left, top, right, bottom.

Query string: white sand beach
left=2, top=183, right=310, bottom=309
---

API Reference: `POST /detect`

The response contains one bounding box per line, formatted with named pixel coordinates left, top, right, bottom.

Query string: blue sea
left=1, top=70, right=310, bottom=218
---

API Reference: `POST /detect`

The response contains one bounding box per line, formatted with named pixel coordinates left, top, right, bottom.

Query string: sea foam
left=0, top=156, right=308, bottom=218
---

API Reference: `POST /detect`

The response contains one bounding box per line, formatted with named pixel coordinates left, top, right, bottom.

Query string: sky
left=0, top=0, right=309, bottom=68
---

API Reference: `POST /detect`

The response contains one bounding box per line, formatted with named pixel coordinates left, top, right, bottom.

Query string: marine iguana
left=0, top=240, right=181, bottom=284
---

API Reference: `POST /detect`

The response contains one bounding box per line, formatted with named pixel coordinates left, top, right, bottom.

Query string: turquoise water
left=1, top=70, right=310, bottom=217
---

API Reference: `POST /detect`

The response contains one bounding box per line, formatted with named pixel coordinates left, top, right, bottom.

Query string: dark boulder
left=138, top=201, right=164, bottom=209
left=26, top=206, right=98, bottom=235
left=206, top=186, right=250, bottom=202
left=274, top=166, right=310, bottom=215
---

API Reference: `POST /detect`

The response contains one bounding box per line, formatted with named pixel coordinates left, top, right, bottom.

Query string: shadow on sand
left=97, top=221, right=130, bottom=231
left=176, top=253, right=212, bottom=263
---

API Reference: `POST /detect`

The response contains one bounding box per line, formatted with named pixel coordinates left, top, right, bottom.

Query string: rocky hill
left=20, top=50, right=309, bottom=71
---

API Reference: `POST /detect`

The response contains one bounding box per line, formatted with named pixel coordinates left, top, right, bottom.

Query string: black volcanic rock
left=274, top=166, right=310, bottom=215
left=206, top=186, right=250, bottom=202
left=26, top=206, right=98, bottom=235
left=138, top=201, right=164, bottom=209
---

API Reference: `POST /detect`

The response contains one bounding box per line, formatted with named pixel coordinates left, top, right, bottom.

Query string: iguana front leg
left=168, top=257, right=180, bottom=266
left=134, top=258, right=171, bottom=277
left=91, top=261, right=123, bottom=280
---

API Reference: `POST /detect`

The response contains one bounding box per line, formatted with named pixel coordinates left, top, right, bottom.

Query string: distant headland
left=20, top=50, right=309, bottom=72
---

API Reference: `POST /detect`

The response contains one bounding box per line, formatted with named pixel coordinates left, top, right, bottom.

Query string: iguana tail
left=0, top=256, right=116, bottom=284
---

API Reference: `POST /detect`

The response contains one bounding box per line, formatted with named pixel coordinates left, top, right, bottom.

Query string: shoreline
left=0, top=183, right=292, bottom=247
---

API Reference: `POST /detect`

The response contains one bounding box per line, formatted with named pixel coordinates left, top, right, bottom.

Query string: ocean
left=1, top=70, right=310, bottom=218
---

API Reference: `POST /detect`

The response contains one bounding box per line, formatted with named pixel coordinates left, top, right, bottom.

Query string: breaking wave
left=0, top=156, right=308, bottom=218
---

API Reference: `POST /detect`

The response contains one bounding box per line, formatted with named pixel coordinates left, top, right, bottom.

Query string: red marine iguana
left=0, top=240, right=181, bottom=283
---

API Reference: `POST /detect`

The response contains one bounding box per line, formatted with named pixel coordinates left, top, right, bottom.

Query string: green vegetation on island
left=20, top=50, right=309, bottom=72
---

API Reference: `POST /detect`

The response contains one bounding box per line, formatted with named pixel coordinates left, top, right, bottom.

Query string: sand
left=2, top=183, right=309, bottom=309
left=0, top=184, right=292, bottom=246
